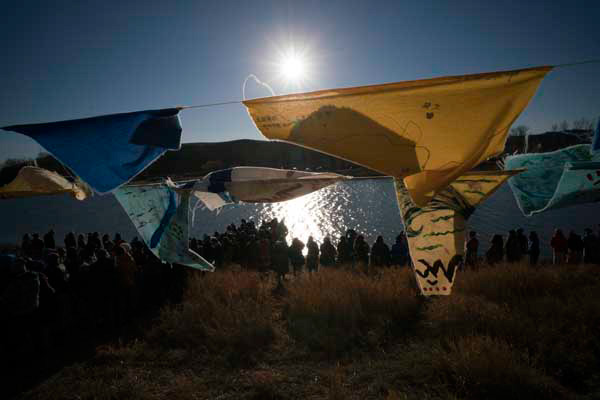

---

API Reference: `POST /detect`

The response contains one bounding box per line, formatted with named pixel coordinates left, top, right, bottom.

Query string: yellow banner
left=394, top=170, right=521, bottom=295
left=244, top=66, right=550, bottom=206
left=0, top=166, right=88, bottom=200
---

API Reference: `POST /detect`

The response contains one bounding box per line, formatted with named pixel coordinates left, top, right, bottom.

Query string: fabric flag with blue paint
left=0, top=166, right=90, bottom=200
left=189, top=167, right=349, bottom=211
left=505, top=144, right=600, bottom=216
left=2, top=108, right=183, bottom=194
left=592, top=117, right=600, bottom=153
left=114, top=183, right=213, bottom=271
left=394, top=170, right=520, bottom=295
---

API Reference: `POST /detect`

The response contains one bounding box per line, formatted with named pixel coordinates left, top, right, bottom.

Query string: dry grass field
left=19, top=263, right=600, bottom=399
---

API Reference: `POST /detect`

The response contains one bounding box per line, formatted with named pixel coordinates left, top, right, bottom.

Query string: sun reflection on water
left=257, top=184, right=343, bottom=246
left=190, top=179, right=405, bottom=252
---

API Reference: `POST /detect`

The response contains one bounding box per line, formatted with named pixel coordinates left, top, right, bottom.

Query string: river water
left=1, top=179, right=597, bottom=258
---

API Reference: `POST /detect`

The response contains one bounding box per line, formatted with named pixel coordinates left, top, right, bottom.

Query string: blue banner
left=3, top=108, right=182, bottom=193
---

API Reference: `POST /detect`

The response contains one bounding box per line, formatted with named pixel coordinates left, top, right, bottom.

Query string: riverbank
left=16, top=263, right=600, bottom=400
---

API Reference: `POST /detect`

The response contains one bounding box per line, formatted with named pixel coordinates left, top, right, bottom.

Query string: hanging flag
left=592, top=117, right=600, bottom=153
left=0, top=166, right=89, bottom=200
left=394, top=170, right=520, bottom=295
left=243, top=66, right=551, bottom=206
left=2, top=108, right=183, bottom=194
left=114, top=183, right=213, bottom=271
left=505, top=144, right=600, bottom=216
left=189, top=167, right=349, bottom=210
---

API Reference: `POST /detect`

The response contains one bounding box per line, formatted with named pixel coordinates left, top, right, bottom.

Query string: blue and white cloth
left=2, top=108, right=182, bottom=193
left=505, top=144, right=600, bottom=216
left=114, top=183, right=213, bottom=271
left=113, top=167, right=346, bottom=270
left=190, top=167, right=349, bottom=211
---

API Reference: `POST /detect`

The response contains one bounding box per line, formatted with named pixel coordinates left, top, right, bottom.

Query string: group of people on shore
left=466, top=227, right=600, bottom=268
left=188, top=218, right=412, bottom=277
left=0, top=230, right=187, bottom=367
left=192, top=219, right=600, bottom=275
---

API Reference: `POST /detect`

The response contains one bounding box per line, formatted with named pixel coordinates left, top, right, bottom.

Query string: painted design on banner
left=394, top=171, right=519, bottom=295
left=244, top=66, right=550, bottom=206
left=114, top=184, right=213, bottom=271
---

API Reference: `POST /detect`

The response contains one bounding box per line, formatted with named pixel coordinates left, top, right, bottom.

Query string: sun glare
left=276, top=48, right=309, bottom=86
left=280, top=53, right=305, bottom=81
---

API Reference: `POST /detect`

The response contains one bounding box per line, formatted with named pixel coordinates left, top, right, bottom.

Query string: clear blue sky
left=1, top=0, right=599, bottom=161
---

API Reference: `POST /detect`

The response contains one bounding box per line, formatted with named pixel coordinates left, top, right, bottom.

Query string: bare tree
left=510, top=125, right=530, bottom=136
left=551, top=123, right=559, bottom=131
left=560, top=120, right=570, bottom=131
left=572, top=117, right=593, bottom=130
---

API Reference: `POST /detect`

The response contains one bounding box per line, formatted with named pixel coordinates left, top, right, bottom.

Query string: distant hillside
left=0, top=140, right=378, bottom=185
left=2, top=130, right=594, bottom=186
left=135, top=139, right=379, bottom=182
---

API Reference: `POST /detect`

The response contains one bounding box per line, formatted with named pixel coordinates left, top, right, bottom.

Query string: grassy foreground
left=20, top=264, right=600, bottom=399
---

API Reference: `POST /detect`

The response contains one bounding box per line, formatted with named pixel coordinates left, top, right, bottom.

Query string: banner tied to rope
left=394, top=170, right=521, bottom=295
left=505, top=144, right=600, bottom=216
left=243, top=66, right=550, bottom=206
left=0, top=166, right=89, bottom=200
left=114, top=183, right=214, bottom=271
left=187, top=167, right=349, bottom=210
left=592, top=117, right=600, bottom=153
left=2, top=108, right=183, bottom=194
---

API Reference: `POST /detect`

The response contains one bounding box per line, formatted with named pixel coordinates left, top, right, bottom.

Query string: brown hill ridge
left=1, top=130, right=592, bottom=186
left=0, top=140, right=375, bottom=186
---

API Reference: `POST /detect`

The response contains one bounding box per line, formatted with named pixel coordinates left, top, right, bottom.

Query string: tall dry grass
left=425, top=263, right=600, bottom=394
left=19, top=263, right=600, bottom=399
left=284, top=268, right=422, bottom=355
left=435, top=336, right=568, bottom=399
left=146, top=270, right=276, bottom=365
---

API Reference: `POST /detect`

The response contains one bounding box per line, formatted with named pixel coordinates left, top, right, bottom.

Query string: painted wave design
left=430, top=215, right=453, bottom=223
left=416, top=244, right=444, bottom=251
left=423, top=228, right=465, bottom=238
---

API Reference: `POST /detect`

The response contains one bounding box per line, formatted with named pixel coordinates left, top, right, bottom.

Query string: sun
left=280, top=52, right=306, bottom=82
left=276, top=48, right=309, bottom=86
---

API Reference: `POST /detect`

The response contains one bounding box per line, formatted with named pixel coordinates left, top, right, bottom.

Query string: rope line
left=178, top=59, right=600, bottom=111
left=554, top=59, right=600, bottom=69
left=180, top=100, right=241, bottom=110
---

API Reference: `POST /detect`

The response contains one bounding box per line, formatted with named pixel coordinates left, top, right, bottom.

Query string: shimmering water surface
left=1, top=179, right=597, bottom=258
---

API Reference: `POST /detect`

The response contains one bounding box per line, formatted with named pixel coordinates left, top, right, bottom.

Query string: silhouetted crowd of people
left=466, top=227, right=600, bottom=268
left=188, top=218, right=412, bottom=280
left=0, top=230, right=187, bottom=371
left=191, top=219, right=600, bottom=277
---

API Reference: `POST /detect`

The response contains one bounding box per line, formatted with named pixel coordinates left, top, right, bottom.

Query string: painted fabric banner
left=114, top=184, right=213, bottom=271
left=0, top=166, right=89, bottom=200
left=394, top=170, right=520, bottom=295
left=592, top=118, right=600, bottom=153
left=189, top=167, right=349, bottom=210
left=505, top=144, right=600, bottom=216
left=244, top=66, right=550, bottom=206
left=2, top=108, right=182, bottom=194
